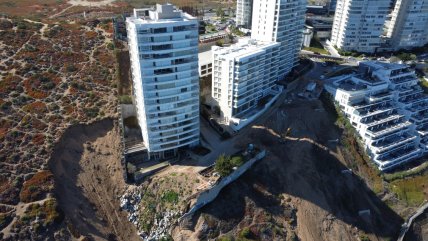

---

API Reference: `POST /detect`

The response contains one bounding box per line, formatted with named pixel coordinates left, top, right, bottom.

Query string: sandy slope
left=49, top=119, right=139, bottom=241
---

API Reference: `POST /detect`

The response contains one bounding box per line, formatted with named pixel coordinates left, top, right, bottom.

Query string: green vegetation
left=390, top=174, right=428, bottom=206
left=161, top=190, right=179, bottom=204
left=20, top=198, right=62, bottom=230
left=119, top=95, right=133, bottom=104
left=20, top=171, right=54, bottom=203
left=418, top=80, right=428, bottom=94
left=216, top=7, right=225, bottom=18
left=359, top=234, right=370, bottom=241
left=205, top=23, right=217, bottom=33
left=396, top=52, right=417, bottom=62
left=304, top=46, right=328, bottom=55
left=215, top=154, right=245, bottom=177
left=304, top=37, right=328, bottom=54
left=383, top=161, right=428, bottom=182
left=320, top=91, right=384, bottom=194
left=215, top=39, right=224, bottom=47
left=218, top=235, right=234, bottom=241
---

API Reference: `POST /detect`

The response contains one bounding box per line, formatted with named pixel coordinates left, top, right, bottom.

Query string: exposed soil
left=172, top=81, right=403, bottom=241
left=49, top=119, right=139, bottom=241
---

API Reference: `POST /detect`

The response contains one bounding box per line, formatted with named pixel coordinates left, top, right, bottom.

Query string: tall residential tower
left=251, top=0, right=306, bottom=80
left=387, top=0, right=428, bottom=50
left=126, top=4, right=200, bottom=159
left=236, top=0, right=253, bottom=29
left=331, top=0, right=390, bottom=53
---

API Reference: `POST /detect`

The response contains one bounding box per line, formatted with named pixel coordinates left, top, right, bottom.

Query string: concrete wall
left=180, top=150, right=266, bottom=220
left=121, top=104, right=137, bottom=119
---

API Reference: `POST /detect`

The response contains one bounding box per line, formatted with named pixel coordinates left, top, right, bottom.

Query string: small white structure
left=327, top=61, right=428, bottom=171
left=126, top=4, right=200, bottom=159
left=198, top=50, right=212, bottom=77
left=212, top=38, right=282, bottom=129
left=302, top=25, right=314, bottom=48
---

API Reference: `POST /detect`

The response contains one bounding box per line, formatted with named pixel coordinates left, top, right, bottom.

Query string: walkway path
left=398, top=201, right=428, bottom=241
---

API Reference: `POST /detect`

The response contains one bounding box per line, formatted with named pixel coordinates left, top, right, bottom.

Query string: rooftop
left=212, top=38, right=280, bottom=61
left=199, top=50, right=212, bottom=66
left=127, top=4, right=196, bottom=24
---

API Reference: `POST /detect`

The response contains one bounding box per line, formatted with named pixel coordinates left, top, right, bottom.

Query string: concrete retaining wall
left=121, top=104, right=136, bottom=119
left=180, top=150, right=266, bottom=220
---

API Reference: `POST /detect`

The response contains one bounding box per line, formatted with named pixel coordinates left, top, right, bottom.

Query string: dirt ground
left=49, top=119, right=140, bottom=241
left=171, top=77, right=403, bottom=241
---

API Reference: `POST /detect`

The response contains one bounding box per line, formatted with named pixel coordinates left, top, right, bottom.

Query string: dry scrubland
left=0, top=11, right=119, bottom=239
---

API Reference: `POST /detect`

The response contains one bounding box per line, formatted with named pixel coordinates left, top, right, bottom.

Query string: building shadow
left=190, top=126, right=403, bottom=240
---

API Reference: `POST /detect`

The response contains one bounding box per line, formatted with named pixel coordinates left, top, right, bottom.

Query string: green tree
left=216, top=7, right=225, bottom=18
left=215, top=154, right=233, bottom=177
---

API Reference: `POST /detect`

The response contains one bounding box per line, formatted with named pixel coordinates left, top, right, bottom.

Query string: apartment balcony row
left=149, top=124, right=199, bottom=141
left=141, top=58, right=197, bottom=70
left=144, top=88, right=198, bottom=101
left=137, top=36, right=198, bottom=45
left=362, top=112, right=402, bottom=126
left=150, top=129, right=198, bottom=146
left=154, top=134, right=199, bottom=152
left=407, top=101, right=428, bottom=113
left=390, top=75, right=417, bottom=85
left=146, top=98, right=198, bottom=115
left=139, top=45, right=197, bottom=55
left=136, top=28, right=197, bottom=37
left=411, top=111, right=428, bottom=124
left=371, top=133, right=417, bottom=155
left=374, top=147, right=421, bottom=171
left=366, top=120, right=412, bottom=139
left=366, top=92, right=393, bottom=102
left=142, top=69, right=198, bottom=79
left=397, top=85, right=423, bottom=97
left=149, top=118, right=198, bottom=133
left=398, top=93, right=427, bottom=105
left=355, top=101, right=394, bottom=117
left=147, top=110, right=199, bottom=125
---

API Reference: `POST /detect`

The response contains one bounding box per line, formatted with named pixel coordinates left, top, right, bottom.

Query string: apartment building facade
left=330, top=0, right=390, bottom=53
left=212, top=39, right=280, bottom=123
left=386, top=0, right=428, bottom=50
left=251, top=0, right=306, bottom=80
left=236, top=0, right=253, bottom=29
left=126, top=4, right=200, bottom=159
left=331, top=61, right=428, bottom=171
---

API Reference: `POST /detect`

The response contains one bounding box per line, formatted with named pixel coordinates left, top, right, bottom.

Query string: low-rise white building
left=328, top=61, right=428, bottom=171
left=211, top=39, right=281, bottom=129
left=198, top=50, right=212, bottom=77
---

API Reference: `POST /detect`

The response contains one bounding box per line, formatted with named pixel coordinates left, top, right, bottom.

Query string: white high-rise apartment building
left=331, top=0, right=390, bottom=53
left=387, top=0, right=428, bottom=50
left=212, top=39, right=280, bottom=123
left=126, top=4, right=200, bottom=159
left=251, top=0, right=306, bottom=80
left=236, top=0, right=253, bottom=29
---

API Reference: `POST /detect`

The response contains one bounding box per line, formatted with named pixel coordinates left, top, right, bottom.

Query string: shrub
left=162, top=190, right=179, bottom=204
left=230, top=156, right=244, bottom=167
left=239, top=227, right=252, bottom=239
left=20, top=170, right=54, bottom=203
left=119, top=95, right=132, bottom=104
left=215, top=154, right=233, bottom=177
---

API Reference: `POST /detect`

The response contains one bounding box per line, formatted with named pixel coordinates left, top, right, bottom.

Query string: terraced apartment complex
left=328, top=61, right=428, bottom=171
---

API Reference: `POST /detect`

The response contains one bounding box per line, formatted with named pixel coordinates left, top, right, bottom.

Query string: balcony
left=371, top=134, right=417, bottom=154
left=376, top=147, right=421, bottom=171
left=366, top=120, right=411, bottom=138
left=363, top=113, right=402, bottom=127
